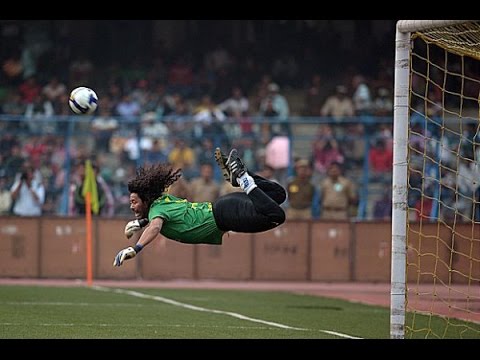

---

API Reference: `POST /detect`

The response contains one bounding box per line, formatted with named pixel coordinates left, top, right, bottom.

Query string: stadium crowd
left=4, top=20, right=473, bottom=222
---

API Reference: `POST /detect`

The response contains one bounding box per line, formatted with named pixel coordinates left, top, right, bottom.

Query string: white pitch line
left=93, top=285, right=362, bottom=339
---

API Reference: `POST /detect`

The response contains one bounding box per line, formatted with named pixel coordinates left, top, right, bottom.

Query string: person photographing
left=10, top=166, right=45, bottom=216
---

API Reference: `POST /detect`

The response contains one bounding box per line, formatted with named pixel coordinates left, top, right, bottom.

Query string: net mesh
left=406, top=21, right=480, bottom=338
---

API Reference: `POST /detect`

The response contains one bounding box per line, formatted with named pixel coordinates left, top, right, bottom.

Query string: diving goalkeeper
left=114, top=148, right=286, bottom=266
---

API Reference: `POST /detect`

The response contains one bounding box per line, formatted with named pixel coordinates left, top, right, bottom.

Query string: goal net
left=391, top=20, right=480, bottom=339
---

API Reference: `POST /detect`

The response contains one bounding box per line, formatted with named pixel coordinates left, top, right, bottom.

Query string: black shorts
left=212, top=175, right=286, bottom=233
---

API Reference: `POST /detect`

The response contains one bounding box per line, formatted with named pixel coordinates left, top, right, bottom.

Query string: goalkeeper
left=114, top=148, right=286, bottom=266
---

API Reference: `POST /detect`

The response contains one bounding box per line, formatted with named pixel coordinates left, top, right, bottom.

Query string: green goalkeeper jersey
left=148, top=194, right=224, bottom=245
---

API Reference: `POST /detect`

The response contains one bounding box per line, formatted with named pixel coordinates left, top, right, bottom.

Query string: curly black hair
left=127, top=164, right=182, bottom=207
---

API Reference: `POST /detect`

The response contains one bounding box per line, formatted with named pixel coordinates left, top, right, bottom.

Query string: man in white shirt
left=10, top=167, right=45, bottom=216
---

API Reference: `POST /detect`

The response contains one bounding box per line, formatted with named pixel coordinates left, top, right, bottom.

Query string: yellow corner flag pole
left=82, top=160, right=99, bottom=286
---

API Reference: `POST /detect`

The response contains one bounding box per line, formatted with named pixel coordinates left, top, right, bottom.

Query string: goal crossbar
left=397, top=20, right=474, bottom=33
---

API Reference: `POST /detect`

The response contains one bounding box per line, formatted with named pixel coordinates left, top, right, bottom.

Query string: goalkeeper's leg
left=213, top=148, right=286, bottom=233
left=212, top=184, right=286, bottom=233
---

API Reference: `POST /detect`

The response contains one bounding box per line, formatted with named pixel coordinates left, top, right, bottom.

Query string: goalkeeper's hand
left=113, top=247, right=137, bottom=266
left=124, top=218, right=148, bottom=239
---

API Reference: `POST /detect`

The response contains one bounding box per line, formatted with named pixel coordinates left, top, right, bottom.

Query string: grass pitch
left=0, top=284, right=478, bottom=339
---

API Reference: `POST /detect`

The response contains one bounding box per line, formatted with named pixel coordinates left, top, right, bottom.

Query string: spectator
left=90, top=107, right=119, bottom=153
left=168, top=138, right=196, bottom=180
left=18, top=75, right=41, bottom=104
left=218, top=86, right=249, bottom=117
left=311, top=124, right=344, bottom=177
left=68, top=161, right=114, bottom=217
left=286, top=158, right=318, bottom=220
left=372, top=87, right=393, bottom=116
left=139, top=111, right=170, bottom=155
left=24, top=93, right=55, bottom=134
left=261, top=83, right=289, bottom=121
left=115, top=94, right=141, bottom=118
left=369, top=138, right=393, bottom=181
left=351, top=74, right=372, bottom=115
left=264, top=133, right=290, bottom=187
left=303, top=73, right=327, bottom=116
left=320, top=85, right=355, bottom=120
left=259, top=83, right=290, bottom=135
left=42, top=76, right=67, bottom=104
left=10, top=166, right=45, bottom=216
left=189, top=163, right=220, bottom=203
left=192, top=94, right=227, bottom=145
left=319, top=162, right=357, bottom=220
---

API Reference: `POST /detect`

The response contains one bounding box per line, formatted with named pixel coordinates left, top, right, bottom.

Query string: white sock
left=237, top=172, right=257, bottom=194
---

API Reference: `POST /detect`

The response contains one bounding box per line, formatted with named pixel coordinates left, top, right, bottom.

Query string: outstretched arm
left=127, top=228, right=143, bottom=243
left=135, top=217, right=164, bottom=249
left=113, top=217, right=164, bottom=266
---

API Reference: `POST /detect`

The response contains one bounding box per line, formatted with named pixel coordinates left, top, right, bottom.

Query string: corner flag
left=82, top=159, right=100, bottom=215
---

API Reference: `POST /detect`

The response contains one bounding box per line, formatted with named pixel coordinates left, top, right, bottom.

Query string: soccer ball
left=69, top=86, right=98, bottom=115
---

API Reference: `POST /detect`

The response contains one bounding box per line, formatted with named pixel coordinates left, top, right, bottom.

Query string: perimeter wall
left=0, top=217, right=476, bottom=283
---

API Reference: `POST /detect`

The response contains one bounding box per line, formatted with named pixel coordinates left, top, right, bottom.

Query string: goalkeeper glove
left=113, top=244, right=143, bottom=266
left=124, top=218, right=149, bottom=239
